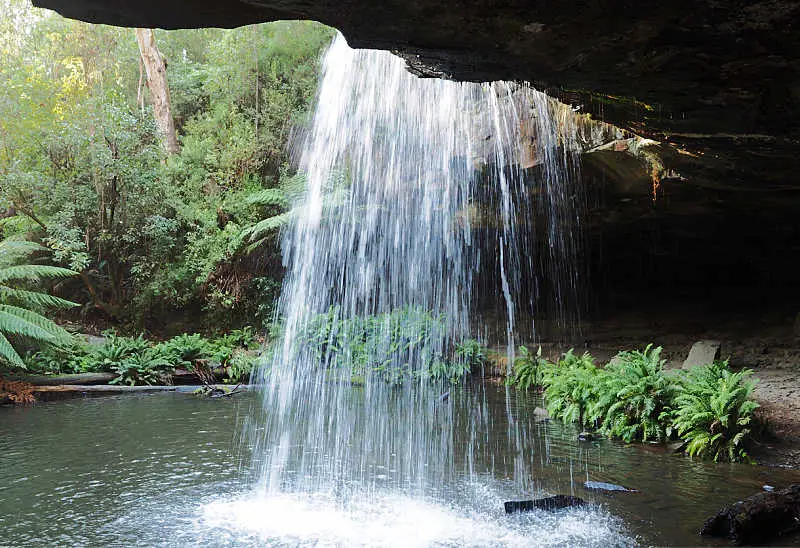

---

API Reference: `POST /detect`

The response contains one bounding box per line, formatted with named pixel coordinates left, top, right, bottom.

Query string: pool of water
left=1, top=385, right=798, bottom=546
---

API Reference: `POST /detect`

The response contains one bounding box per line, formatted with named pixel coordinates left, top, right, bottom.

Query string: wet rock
left=682, top=340, right=721, bottom=369
left=504, top=495, right=586, bottom=514
left=577, top=431, right=597, bottom=441
left=584, top=481, right=636, bottom=493
left=701, top=483, right=800, bottom=545
left=667, top=441, right=686, bottom=454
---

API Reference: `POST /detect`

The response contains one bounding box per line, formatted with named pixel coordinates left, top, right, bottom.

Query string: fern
left=507, top=345, right=549, bottom=391
left=599, top=345, right=677, bottom=443
left=673, top=361, right=759, bottom=462
left=0, top=243, right=79, bottom=367
left=542, top=349, right=601, bottom=425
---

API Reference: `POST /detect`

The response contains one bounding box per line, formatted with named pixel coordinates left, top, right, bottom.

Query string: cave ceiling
left=33, top=0, right=800, bottom=202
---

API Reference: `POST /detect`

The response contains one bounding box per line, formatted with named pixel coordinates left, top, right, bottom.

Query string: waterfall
left=252, top=33, right=587, bottom=501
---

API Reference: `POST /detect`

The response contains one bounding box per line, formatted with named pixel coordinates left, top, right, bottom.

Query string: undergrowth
left=507, top=345, right=761, bottom=463
left=21, top=328, right=259, bottom=386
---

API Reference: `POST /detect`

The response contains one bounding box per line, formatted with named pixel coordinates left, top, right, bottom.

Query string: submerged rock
left=583, top=481, right=636, bottom=493
left=701, top=483, right=800, bottom=545
left=504, top=495, right=586, bottom=514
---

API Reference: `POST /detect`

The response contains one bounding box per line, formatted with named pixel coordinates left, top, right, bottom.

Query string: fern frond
left=0, top=287, right=79, bottom=310
left=0, top=331, right=24, bottom=367
left=245, top=188, right=290, bottom=207
left=0, top=264, right=78, bottom=284
left=0, top=304, right=72, bottom=341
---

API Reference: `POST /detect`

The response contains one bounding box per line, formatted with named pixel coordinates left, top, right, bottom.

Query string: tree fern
left=0, top=239, right=79, bottom=368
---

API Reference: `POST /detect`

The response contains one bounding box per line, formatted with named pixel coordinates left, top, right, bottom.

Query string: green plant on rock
left=599, top=345, right=677, bottom=443
left=673, top=360, right=759, bottom=463
left=542, top=349, right=600, bottom=425
left=0, top=239, right=79, bottom=368
left=507, top=345, right=549, bottom=391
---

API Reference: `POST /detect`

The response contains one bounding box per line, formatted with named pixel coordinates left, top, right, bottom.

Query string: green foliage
left=542, top=349, right=600, bottom=424
left=22, top=328, right=259, bottom=385
left=599, top=345, right=677, bottom=443
left=297, top=307, right=474, bottom=385
left=88, top=331, right=150, bottom=372
left=0, top=5, right=333, bottom=331
left=223, top=350, right=258, bottom=384
left=156, top=333, right=210, bottom=367
left=23, top=335, right=91, bottom=374
left=673, top=360, right=760, bottom=462
left=109, top=348, right=174, bottom=386
left=0, top=237, right=79, bottom=368
left=507, top=345, right=549, bottom=391
left=454, top=339, right=489, bottom=370
left=534, top=345, right=761, bottom=463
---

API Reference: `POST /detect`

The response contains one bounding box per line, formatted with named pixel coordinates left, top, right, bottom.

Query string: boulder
left=682, top=340, right=721, bottom=369
left=701, top=484, right=800, bottom=545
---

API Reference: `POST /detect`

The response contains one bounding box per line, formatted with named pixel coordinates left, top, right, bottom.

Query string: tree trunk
left=135, top=28, right=179, bottom=154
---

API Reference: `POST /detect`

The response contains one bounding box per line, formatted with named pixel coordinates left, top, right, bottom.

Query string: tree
left=135, top=28, right=179, bottom=154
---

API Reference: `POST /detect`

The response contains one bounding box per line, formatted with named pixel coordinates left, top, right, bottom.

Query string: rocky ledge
left=33, top=1, right=799, bottom=143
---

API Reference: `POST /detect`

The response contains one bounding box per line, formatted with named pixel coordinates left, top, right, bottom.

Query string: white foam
left=197, top=490, right=633, bottom=547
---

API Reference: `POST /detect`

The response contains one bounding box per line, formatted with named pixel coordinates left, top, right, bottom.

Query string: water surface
left=2, top=388, right=797, bottom=546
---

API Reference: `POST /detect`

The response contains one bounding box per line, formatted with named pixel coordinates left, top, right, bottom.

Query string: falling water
left=246, top=34, right=631, bottom=544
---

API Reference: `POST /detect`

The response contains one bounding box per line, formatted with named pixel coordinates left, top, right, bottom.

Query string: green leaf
left=0, top=264, right=78, bottom=284
left=0, top=332, right=25, bottom=367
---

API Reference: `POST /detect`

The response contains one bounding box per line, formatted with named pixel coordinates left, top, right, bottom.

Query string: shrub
left=24, top=336, right=92, bottom=374
left=507, top=345, right=549, bottom=391
left=673, top=360, right=759, bottom=462
left=599, top=345, right=678, bottom=443
left=429, top=357, right=472, bottom=384
left=90, top=332, right=152, bottom=372
left=223, top=350, right=257, bottom=384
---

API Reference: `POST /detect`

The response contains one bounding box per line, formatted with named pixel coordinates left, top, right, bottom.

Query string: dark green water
left=1, top=386, right=798, bottom=546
